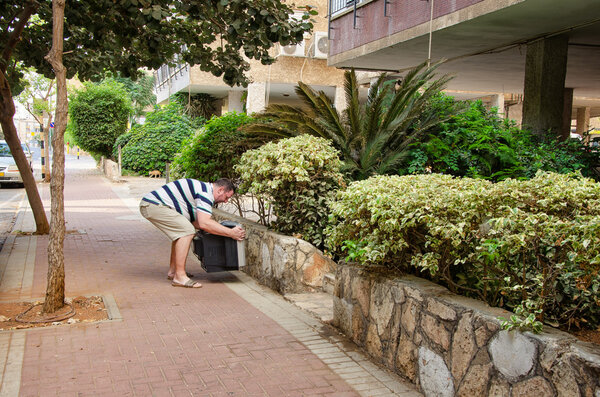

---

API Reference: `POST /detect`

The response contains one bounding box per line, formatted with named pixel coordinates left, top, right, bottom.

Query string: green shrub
left=120, top=102, right=193, bottom=174
left=406, top=98, right=599, bottom=181
left=68, top=80, right=132, bottom=158
left=236, top=135, right=346, bottom=248
left=327, top=172, right=600, bottom=329
left=172, top=112, right=258, bottom=181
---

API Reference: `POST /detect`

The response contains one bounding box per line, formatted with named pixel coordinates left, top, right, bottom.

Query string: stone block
left=351, top=304, right=365, bottom=343
left=351, top=276, right=371, bottom=317
left=366, top=323, right=383, bottom=359
left=370, top=283, right=394, bottom=337
left=302, top=252, right=334, bottom=288
left=512, top=376, right=554, bottom=397
left=426, top=299, right=457, bottom=321
left=550, top=358, right=581, bottom=397
left=421, top=313, right=451, bottom=352
left=401, top=299, right=419, bottom=337
left=333, top=296, right=352, bottom=332
left=396, top=332, right=418, bottom=382
left=489, top=331, right=536, bottom=382
left=418, top=346, right=454, bottom=397
left=488, top=376, right=510, bottom=397
left=456, top=363, right=492, bottom=397
left=451, top=313, right=476, bottom=382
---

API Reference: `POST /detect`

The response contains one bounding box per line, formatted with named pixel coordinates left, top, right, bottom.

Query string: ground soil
left=573, top=329, right=600, bottom=345
left=0, top=296, right=108, bottom=330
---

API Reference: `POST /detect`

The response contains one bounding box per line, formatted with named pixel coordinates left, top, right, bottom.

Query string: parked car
left=21, top=142, right=32, bottom=167
left=0, top=140, right=24, bottom=187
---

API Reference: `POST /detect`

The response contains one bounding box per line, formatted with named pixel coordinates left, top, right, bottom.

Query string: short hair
left=214, top=178, right=236, bottom=194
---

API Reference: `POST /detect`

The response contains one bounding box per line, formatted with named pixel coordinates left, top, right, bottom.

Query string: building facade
left=154, top=0, right=347, bottom=115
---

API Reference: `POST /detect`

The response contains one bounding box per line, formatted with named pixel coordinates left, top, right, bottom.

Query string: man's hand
left=229, top=226, right=245, bottom=241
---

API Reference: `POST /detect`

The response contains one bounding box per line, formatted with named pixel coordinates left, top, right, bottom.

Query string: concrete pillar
left=490, top=94, right=505, bottom=118
left=576, top=106, right=591, bottom=136
left=246, top=82, right=267, bottom=114
left=522, top=34, right=569, bottom=138
left=227, top=90, right=244, bottom=113
left=562, top=88, right=573, bottom=141
left=334, top=85, right=347, bottom=113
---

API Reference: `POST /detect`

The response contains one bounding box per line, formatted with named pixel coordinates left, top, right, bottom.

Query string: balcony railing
left=330, top=0, right=363, bottom=16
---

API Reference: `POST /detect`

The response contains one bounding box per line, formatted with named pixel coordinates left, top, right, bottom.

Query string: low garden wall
left=213, top=209, right=335, bottom=294
left=333, top=264, right=600, bottom=397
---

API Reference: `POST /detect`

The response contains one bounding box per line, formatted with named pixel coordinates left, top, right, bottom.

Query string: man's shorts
left=139, top=201, right=195, bottom=241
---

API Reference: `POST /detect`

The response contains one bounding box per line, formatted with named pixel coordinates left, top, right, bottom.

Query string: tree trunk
left=0, top=1, right=49, bottom=235
left=0, top=84, right=50, bottom=235
left=42, top=0, right=67, bottom=314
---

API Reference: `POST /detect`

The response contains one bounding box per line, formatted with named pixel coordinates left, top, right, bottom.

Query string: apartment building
left=154, top=0, right=346, bottom=115
left=328, top=0, right=600, bottom=137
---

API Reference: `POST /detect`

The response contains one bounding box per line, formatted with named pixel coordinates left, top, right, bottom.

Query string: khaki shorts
left=139, top=201, right=196, bottom=241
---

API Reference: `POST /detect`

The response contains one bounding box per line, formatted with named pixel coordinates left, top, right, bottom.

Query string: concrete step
left=322, top=272, right=335, bottom=295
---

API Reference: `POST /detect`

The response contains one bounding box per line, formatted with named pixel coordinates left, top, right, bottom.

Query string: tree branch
left=1, top=1, right=39, bottom=73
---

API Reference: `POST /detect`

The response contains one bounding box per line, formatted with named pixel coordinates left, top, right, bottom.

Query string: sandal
left=171, top=279, right=202, bottom=288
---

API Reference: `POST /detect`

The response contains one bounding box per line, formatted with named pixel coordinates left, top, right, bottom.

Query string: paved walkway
left=0, top=155, right=421, bottom=396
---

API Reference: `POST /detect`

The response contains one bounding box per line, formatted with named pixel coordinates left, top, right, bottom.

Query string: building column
left=227, top=90, right=244, bottom=113
left=334, top=85, right=347, bottom=113
left=490, top=94, right=505, bottom=117
left=562, top=88, right=574, bottom=140
left=522, top=34, right=569, bottom=138
left=246, top=82, right=267, bottom=114
left=576, top=107, right=591, bottom=135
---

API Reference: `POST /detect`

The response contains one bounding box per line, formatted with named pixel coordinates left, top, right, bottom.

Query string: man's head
left=213, top=178, right=236, bottom=204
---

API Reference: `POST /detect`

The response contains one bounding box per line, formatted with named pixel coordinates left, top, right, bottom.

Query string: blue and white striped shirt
left=142, top=179, right=214, bottom=222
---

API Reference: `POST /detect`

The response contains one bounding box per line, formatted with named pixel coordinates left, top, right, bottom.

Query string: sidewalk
left=0, top=155, right=421, bottom=397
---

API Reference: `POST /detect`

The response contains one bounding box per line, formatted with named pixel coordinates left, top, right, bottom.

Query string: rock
left=456, top=363, right=492, bottom=397
left=489, top=331, right=536, bottom=381
left=512, top=376, right=554, bottom=397
left=451, top=313, right=476, bottom=382
left=302, top=252, right=333, bottom=288
left=401, top=299, right=419, bottom=337
left=333, top=297, right=352, bottom=331
left=488, top=376, right=511, bottom=397
left=421, top=313, right=451, bottom=351
left=475, top=323, right=497, bottom=347
left=551, top=359, right=581, bottom=397
left=418, top=346, right=454, bottom=397
left=427, top=299, right=457, bottom=321
left=370, top=283, right=394, bottom=336
left=351, top=276, right=371, bottom=317
left=366, top=323, right=382, bottom=359
left=0, top=315, right=10, bottom=321
left=396, top=332, right=418, bottom=382
left=351, top=304, right=365, bottom=343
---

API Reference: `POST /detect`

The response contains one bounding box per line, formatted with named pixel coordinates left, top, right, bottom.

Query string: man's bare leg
left=171, top=234, right=201, bottom=288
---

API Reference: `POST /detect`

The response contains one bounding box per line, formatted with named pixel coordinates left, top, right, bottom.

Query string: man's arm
left=193, top=211, right=245, bottom=241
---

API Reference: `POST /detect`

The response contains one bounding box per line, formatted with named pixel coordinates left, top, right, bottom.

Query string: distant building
left=154, top=0, right=347, bottom=115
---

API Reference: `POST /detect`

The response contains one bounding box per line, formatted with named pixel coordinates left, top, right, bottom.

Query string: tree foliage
left=3, top=1, right=315, bottom=89
left=120, top=102, right=193, bottom=174
left=172, top=112, right=260, bottom=181
left=243, top=61, right=455, bottom=180
left=69, top=79, right=132, bottom=158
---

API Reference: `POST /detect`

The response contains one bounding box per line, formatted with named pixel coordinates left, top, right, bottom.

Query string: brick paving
left=1, top=155, right=421, bottom=397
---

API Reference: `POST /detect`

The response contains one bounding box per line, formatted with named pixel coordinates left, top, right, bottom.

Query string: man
left=140, top=178, right=245, bottom=288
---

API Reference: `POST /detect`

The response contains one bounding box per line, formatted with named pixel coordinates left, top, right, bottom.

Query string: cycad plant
left=243, top=61, right=455, bottom=180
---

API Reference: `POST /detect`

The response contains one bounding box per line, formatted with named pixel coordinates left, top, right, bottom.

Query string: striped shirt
left=141, top=179, right=213, bottom=222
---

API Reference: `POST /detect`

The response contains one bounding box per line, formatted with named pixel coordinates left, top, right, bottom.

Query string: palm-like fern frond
left=243, top=60, right=456, bottom=180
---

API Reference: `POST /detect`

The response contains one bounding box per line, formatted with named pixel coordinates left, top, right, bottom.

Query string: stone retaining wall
left=213, top=209, right=335, bottom=294
left=333, top=264, right=600, bottom=397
